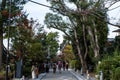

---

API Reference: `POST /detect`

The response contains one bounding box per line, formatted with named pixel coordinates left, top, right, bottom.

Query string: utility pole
left=6, top=0, right=11, bottom=79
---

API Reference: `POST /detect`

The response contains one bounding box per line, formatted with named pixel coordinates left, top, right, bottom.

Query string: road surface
left=42, top=69, right=78, bottom=80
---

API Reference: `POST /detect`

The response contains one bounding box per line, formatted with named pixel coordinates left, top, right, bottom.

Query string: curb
left=70, top=71, right=83, bottom=80
left=13, top=73, right=46, bottom=80
left=69, top=69, right=97, bottom=80
left=36, top=73, right=46, bottom=80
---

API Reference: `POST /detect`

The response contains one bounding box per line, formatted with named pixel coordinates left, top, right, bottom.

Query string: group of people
left=55, top=61, right=69, bottom=73
left=31, top=61, right=69, bottom=79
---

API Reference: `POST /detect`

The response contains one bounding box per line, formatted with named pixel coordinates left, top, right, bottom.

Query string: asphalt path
left=42, top=69, right=78, bottom=80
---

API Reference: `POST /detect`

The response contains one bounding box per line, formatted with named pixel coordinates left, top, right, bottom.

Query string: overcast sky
left=23, top=0, right=51, bottom=24
left=4, top=0, right=120, bottom=47
left=23, top=0, right=64, bottom=43
left=23, top=0, right=120, bottom=39
left=107, top=2, right=120, bottom=38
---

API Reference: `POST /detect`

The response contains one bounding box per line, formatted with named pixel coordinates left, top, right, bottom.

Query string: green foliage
left=28, top=42, right=46, bottom=61
left=62, top=44, right=75, bottom=62
left=44, top=13, right=68, bottom=32
left=45, top=0, right=108, bottom=69
left=113, top=47, right=120, bottom=56
left=0, top=0, right=27, bottom=25
left=46, top=32, right=59, bottom=58
left=114, top=36, right=120, bottom=55
left=0, top=70, right=5, bottom=79
left=70, top=60, right=76, bottom=69
left=70, top=60, right=81, bottom=71
left=112, top=67, right=120, bottom=80
left=0, top=70, right=5, bottom=76
left=0, top=0, right=28, bottom=69
left=114, top=56, right=120, bottom=61
left=22, top=60, right=31, bottom=77
left=75, top=60, right=81, bottom=70
left=97, top=56, right=120, bottom=80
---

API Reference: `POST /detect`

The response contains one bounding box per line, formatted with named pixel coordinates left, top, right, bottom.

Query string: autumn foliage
left=1, top=10, right=9, bottom=17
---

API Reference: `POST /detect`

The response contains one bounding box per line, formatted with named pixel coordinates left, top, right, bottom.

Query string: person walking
left=52, top=62, right=57, bottom=73
left=58, top=61, right=62, bottom=73
left=63, top=61, right=66, bottom=71
left=45, top=62, right=50, bottom=73
left=66, top=62, right=69, bottom=71
left=31, top=64, right=36, bottom=79
left=35, top=65, right=39, bottom=78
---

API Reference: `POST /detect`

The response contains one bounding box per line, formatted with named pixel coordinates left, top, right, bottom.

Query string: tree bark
left=0, top=27, right=3, bottom=70
left=94, top=27, right=99, bottom=58
left=92, top=20, right=100, bottom=58
left=87, top=25, right=99, bottom=58
left=74, top=29, right=87, bottom=74
left=82, top=16, right=88, bottom=60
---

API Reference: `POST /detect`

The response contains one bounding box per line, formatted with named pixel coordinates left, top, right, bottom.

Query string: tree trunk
left=87, top=25, right=99, bottom=58
left=92, top=20, right=100, bottom=58
left=0, top=26, right=3, bottom=70
left=82, top=16, right=88, bottom=59
left=74, top=29, right=87, bottom=74
left=93, top=26, right=100, bottom=58
left=76, top=44, right=87, bottom=74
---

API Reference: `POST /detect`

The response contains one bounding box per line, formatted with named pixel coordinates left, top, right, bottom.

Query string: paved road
left=42, top=69, right=78, bottom=80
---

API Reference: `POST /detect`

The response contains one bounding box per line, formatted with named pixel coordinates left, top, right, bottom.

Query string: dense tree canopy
left=0, top=0, right=28, bottom=69
left=44, top=0, right=114, bottom=73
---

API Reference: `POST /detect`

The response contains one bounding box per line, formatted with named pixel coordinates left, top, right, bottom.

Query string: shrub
left=22, top=61, right=31, bottom=77
left=70, top=60, right=76, bottom=69
left=97, top=58, right=120, bottom=80
left=74, top=60, right=81, bottom=71
left=0, top=70, right=5, bottom=79
left=112, top=67, right=120, bottom=80
left=70, top=60, right=81, bottom=71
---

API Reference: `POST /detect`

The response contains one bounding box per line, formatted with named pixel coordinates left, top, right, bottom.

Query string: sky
left=23, top=0, right=64, bottom=43
left=3, top=0, right=120, bottom=47
left=23, top=0, right=120, bottom=39
left=107, top=2, right=120, bottom=38
left=23, top=0, right=51, bottom=25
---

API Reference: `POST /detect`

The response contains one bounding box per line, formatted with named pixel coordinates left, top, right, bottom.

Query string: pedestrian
left=45, top=62, right=50, bottom=73
left=58, top=61, right=62, bottom=73
left=66, top=62, right=69, bottom=70
left=63, top=61, right=66, bottom=71
left=35, top=65, right=39, bottom=78
left=31, top=64, right=36, bottom=79
left=43, top=62, right=46, bottom=73
left=52, top=62, right=57, bottom=73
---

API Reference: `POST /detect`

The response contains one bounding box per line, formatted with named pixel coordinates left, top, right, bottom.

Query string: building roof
left=107, top=38, right=114, bottom=42
left=112, top=29, right=120, bottom=32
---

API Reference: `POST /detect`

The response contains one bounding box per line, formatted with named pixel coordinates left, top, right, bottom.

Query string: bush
left=0, top=70, right=5, bottom=79
left=97, top=58, right=120, bottom=80
left=70, top=60, right=76, bottom=69
left=22, top=61, right=31, bottom=77
left=70, top=60, right=81, bottom=71
left=112, top=67, right=120, bottom=80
